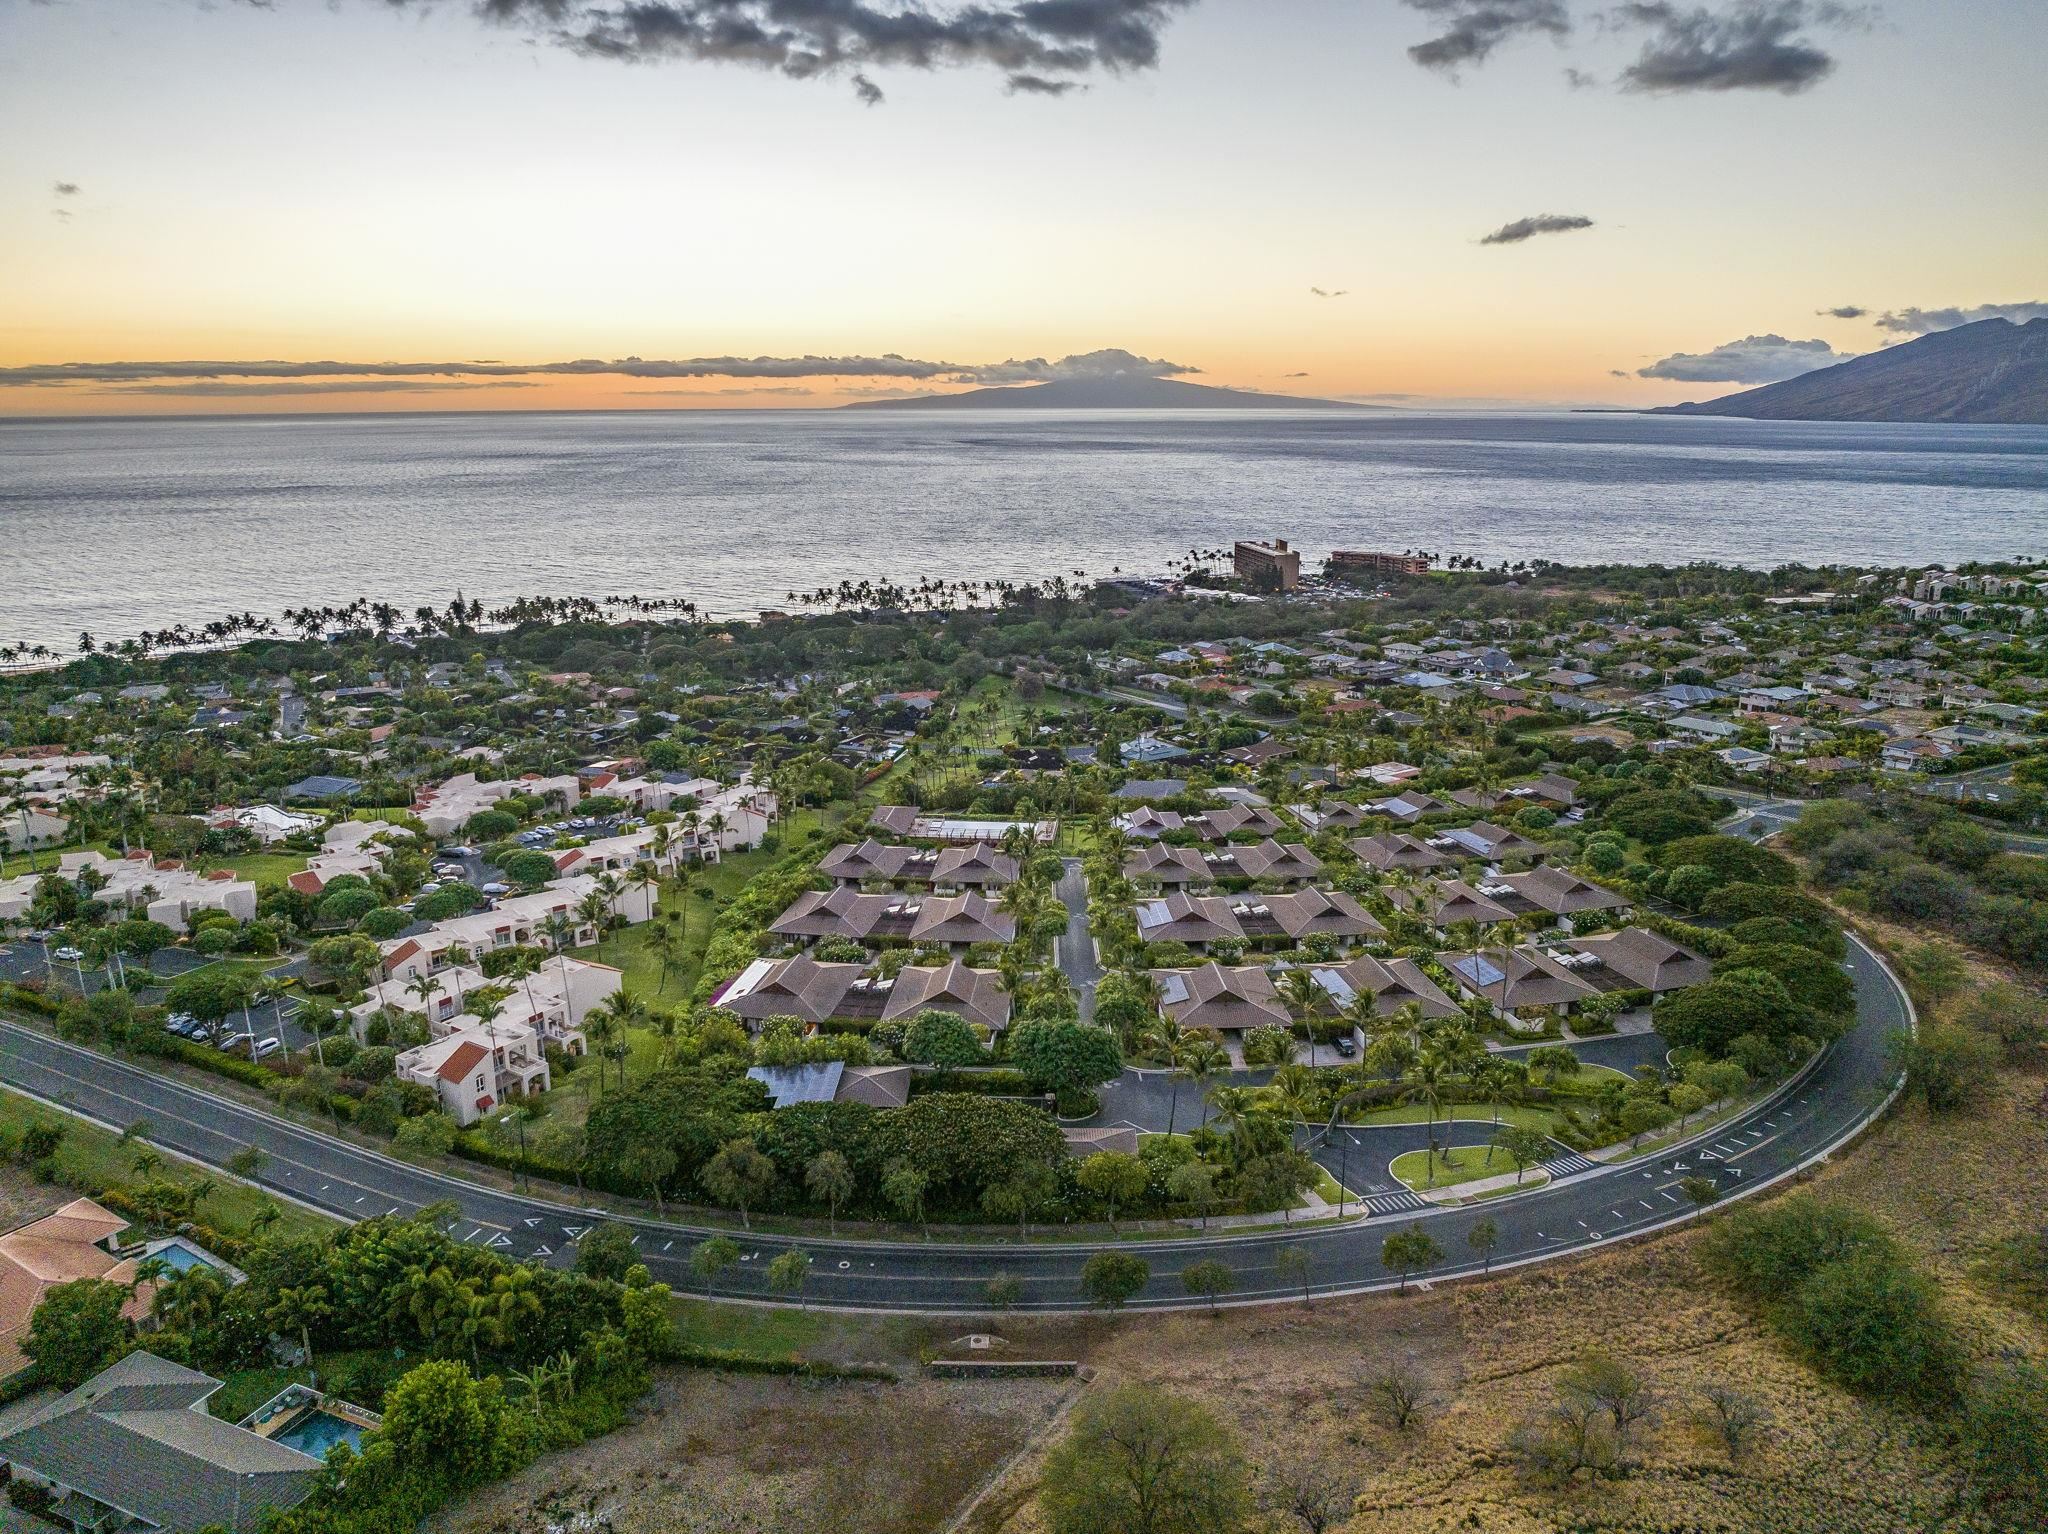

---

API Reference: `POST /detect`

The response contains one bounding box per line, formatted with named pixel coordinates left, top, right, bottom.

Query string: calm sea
left=4, top=409, right=2046, bottom=650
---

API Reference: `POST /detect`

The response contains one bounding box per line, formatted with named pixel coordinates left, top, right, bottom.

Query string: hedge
left=0, top=983, right=63, bottom=1017
left=909, top=1068, right=1038, bottom=1098
left=671, top=1343, right=894, bottom=1381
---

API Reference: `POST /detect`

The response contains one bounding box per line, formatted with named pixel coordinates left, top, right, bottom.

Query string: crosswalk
left=1359, top=1189, right=1430, bottom=1217
left=1540, top=1151, right=1602, bottom=1179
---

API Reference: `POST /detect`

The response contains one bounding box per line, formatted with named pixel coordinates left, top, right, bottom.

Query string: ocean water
left=3, top=409, right=2045, bottom=650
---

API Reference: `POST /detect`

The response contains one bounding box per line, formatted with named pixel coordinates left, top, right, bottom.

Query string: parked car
left=251, top=1037, right=283, bottom=1061
left=481, top=882, right=509, bottom=895
left=216, top=1032, right=254, bottom=1053
left=52, top=946, right=83, bottom=962
left=1333, top=1035, right=1358, bottom=1058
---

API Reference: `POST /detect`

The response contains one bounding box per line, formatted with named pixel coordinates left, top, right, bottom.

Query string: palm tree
left=1179, top=1034, right=1230, bottom=1132
left=543, top=911, right=578, bottom=1022
left=1278, top=965, right=1326, bottom=1068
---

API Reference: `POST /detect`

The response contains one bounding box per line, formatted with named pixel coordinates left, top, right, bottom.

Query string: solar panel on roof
left=1453, top=956, right=1507, bottom=987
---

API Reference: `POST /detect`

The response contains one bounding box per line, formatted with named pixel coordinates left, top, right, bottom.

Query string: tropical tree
left=1181, top=1258, right=1235, bottom=1314
left=766, top=1248, right=813, bottom=1309
left=1079, top=1252, right=1151, bottom=1311
left=1468, top=1216, right=1502, bottom=1274
left=1381, top=1225, right=1444, bottom=1295
left=701, top=1138, right=776, bottom=1228
left=1274, top=1244, right=1313, bottom=1307
left=690, top=1234, right=741, bottom=1295
left=805, top=1150, right=854, bottom=1234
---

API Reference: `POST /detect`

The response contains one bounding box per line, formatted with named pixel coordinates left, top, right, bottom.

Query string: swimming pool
left=148, top=1242, right=218, bottom=1273
left=273, top=1409, right=365, bottom=1459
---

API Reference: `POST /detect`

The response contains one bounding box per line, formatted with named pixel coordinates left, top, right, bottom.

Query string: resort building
left=0, top=850, right=257, bottom=934
left=349, top=953, right=613, bottom=1049
left=411, top=770, right=581, bottom=839
left=1233, top=538, right=1303, bottom=590
left=395, top=1015, right=557, bottom=1124
left=711, top=955, right=1011, bottom=1034
left=376, top=872, right=650, bottom=981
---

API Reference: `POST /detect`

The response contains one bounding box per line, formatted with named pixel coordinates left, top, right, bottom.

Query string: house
left=1348, top=832, right=1456, bottom=874
left=1716, top=746, right=1774, bottom=773
left=211, top=804, right=321, bottom=844
left=1488, top=866, right=1631, bottom=921
left=1373, top=790, right=1453, bottom=822
left=767, top=888, right=1015, bottom=951
left=281, top=774, right=361, bottom=802
left=1121, top=733, right=1192, bottom=765
left=817, top=839, right=1018, bottom=889
left=1436, top=821, right=1549, bottom=862
left=1110, top=779, right=1188, bottom=802
left=1230, top=840, right=1325, bottom=884
left=710, top=956, right=1009, bottom=1032
left=1259, top=888, right=1387, bottom=944
left=0, top=1199, right=159, bottom=1380
left=1114, top=806, right=1185, bottom=839
left=1441, top=946, right=1599, bottom=1020
left=1136, top=893, right=1245, bottom=950
left=0, top=1352, right=323, bottom=1533
left=1181, top=805, right=1289, bottom=842
left=1881, top=737, right=1956, bottom=772
left=1670, top=715, right=1742, bottom=742
left=1420, top=879, right=1516, bottom=931
left=1149, top=963, right=1293, bottom=1039
left=1309, top=956, right=1460, bottom=1022
left=1566, top=927, right=1711, bottom=993
left=1288, top=800, right=1370, bottom=833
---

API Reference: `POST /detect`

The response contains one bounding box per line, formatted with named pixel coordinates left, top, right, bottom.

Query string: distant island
left=842, top=374, right=1377, bottom=411
left=1654, top=317, right=2048, bottom=425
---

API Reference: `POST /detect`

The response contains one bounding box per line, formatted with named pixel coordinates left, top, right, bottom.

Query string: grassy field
left=1347, top=1100, right=1559, bottom=1133
left=214, top=850, right=311, bottom=887
left=0, top=1086, right=334, bottom=1240
left=1389, top=1144, right=1519, bottom=1192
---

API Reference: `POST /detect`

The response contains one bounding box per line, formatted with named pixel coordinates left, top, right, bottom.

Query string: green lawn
left=207, top=1364, right=315, bottom=1422
left=1347, top=1101, right=1561, bottom=1133
left=1, top=841, right=117, bottom=878
left=0, top=1086, right=335, bottom=1240
left=1390, top=1144, right=1530, bottom=1193
left=214, top=851, right=310, bottom=888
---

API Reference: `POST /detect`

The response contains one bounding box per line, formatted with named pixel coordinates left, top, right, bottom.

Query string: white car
left=52, top=946, right=83, bottom=962
left=251, top=1037, right=284, bottom=1060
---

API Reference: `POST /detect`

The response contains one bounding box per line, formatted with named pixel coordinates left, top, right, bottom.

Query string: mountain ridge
left=1653, top=317, right=2048, bottom=425
left=840, top=374, right=1378, bottom=411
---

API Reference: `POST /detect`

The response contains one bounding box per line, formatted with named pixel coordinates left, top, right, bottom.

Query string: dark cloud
left=459, top=0, right=1197, bottom=96
left=840, top=384, right=945, bottom=399
left=0, top=348, right=1198, bottom=389
left=1562, top=64, right=1599, bottom=87
left=1480, top=212, right=1594, bottom=245
left=1817, top=304, right=1866, bottom=318
left=52, top=181, right=81, bottom=197
left=850, top=72, right=883, bottom=104
left=1006, top=72, right=1080, bottom=94
left=1613, top=2, right=1868, bottom=95
left=1403, top=0, right=1572, bottom=75
left=1309, top=286, right=1348, bottom=298
left=89, top=380, right=537, bottom=397
left=1283, top=371, right=1310, bottom=378
left=1609, top=369, right=1630, bottom=377
left=1873, top=301, right=2048, bottom=334
left=1636, top=333, right=1850, bottom=383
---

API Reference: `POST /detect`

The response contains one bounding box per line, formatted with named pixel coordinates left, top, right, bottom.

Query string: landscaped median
left=1389, top=1146, right=1551, bottom=1198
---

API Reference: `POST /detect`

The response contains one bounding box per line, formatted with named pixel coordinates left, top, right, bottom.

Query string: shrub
left=355, top=907, right=412, bottom=940
left=1780, top=1248, right=1960, bottom=1404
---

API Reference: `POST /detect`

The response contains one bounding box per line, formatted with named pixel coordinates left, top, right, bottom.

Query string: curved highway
left=0, top=934, right=1909, bottom=1311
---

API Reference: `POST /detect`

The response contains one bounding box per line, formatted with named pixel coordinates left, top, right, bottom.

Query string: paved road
left=1053, top=857, right=1102, bottom=1022
left=0, top=935, right=1909, bottom=1311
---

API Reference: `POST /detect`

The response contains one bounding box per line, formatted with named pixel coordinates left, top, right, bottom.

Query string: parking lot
left=0, top=939, right=315, bottom=1059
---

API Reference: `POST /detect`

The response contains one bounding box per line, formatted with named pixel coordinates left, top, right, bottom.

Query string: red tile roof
left=437, top=1041, right=489, bottom=1084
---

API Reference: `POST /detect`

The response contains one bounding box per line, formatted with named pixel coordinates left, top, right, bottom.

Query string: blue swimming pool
left=274, top=1409, right=365, bottom=1459
left=149, top=1242, right=217, bottom=1273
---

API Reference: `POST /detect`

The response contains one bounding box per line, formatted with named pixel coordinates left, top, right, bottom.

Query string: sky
left=2, top=0, right=2043, bottom=414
